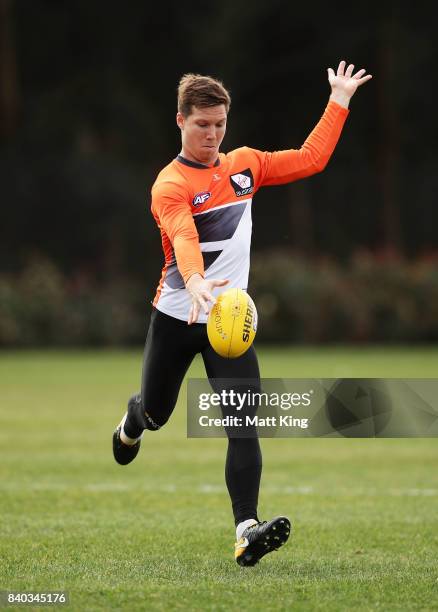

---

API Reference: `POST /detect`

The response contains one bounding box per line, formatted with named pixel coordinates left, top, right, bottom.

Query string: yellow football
left=207, top=288, right=258, bottom=359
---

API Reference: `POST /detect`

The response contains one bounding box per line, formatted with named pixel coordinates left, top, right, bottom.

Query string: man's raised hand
left=328, top=60, right=372, bottom=108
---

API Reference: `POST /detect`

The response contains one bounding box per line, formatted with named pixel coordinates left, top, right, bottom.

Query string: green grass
left=1, top=347, right=438, bottom=611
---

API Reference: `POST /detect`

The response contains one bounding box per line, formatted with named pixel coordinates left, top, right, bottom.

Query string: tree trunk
left=0, top=0, right=20, bottom=139
left=378, top=4, right=403, bottom=252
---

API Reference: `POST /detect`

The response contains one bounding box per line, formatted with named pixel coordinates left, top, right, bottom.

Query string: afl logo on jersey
left=230, top=168, right=254, bottom=197
left=192, top=191, right=211, bottom=207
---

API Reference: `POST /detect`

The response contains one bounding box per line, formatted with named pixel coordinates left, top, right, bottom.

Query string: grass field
left=1, top=347, right=438, bottom=611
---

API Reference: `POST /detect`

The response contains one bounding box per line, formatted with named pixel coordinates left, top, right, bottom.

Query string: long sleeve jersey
left=151, top=100, right=349, bottom=322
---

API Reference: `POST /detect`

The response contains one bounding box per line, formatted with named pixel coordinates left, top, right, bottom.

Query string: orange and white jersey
left=151, top=100, right=349, bottom=322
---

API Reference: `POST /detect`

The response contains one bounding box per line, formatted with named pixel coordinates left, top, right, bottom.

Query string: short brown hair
left=177, top=74, right=231, bottom=117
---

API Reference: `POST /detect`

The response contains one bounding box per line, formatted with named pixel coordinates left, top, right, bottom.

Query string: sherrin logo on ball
left=207, top=288, right=257, bottom=359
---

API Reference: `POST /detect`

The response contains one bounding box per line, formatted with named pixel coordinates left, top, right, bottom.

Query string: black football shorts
left=138, top=307, right=260, bottom=428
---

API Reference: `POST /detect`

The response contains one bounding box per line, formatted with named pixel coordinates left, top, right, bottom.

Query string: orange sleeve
left=253, top=100, right=349, bottom=187
left=151, top=181, right=204, bottom=284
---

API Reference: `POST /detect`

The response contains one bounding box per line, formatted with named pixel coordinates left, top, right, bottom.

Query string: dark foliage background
left=1, top=0, right=436, bottom=344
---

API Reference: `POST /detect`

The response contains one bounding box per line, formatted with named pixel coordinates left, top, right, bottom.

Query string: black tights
left=124, top=307, right=262, bottom=525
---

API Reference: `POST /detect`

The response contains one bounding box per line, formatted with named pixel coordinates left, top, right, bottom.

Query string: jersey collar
left=176, top=154, right=220, bottom=170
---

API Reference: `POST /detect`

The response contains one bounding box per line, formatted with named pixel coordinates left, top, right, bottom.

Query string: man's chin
left=199, top=149, right=218, bottom=164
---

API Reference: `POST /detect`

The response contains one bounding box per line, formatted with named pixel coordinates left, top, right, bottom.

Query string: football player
left=113, top=61, right=371, bottom=566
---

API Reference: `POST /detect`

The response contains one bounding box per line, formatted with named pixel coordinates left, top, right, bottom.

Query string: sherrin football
left=207, top=288, right=258, bottom=358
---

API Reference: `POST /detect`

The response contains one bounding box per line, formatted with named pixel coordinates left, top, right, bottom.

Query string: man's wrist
left=329, top=91, right=351, bottom=109
left=185, top=272, right=204, bottom=289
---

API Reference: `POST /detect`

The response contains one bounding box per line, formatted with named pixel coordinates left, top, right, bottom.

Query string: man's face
left=176, top=105, right=227, bottom=165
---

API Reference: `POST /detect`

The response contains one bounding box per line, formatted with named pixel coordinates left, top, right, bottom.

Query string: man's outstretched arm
left=258, top=60, right=372, bottom=186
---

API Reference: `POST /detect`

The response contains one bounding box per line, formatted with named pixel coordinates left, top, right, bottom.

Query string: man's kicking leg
left=112, top=308, right=204, bottom=465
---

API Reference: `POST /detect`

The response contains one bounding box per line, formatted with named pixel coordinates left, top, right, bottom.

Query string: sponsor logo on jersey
left=230, top=168, right=254, bottom=197
left=192, top=191, right=211, bottom=207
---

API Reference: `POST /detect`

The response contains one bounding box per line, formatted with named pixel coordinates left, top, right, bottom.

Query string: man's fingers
left=353, top=68, right=366, bottom=79
left=345, top=63, right=354, bottom=78
left=197, top=294, right=209, bottom=314
left=327, top=67, right=335, bottom=80
left=211, top=279, right=229, bottom=288
left=201, top=291, right=216, bottom=307
left=191, top=301, right=200, bottom=324
left=357, top=74, right=372, bottom=85
left=337, top=60, right=346, bottom=76
left=187, top=280, right=231, bottom=322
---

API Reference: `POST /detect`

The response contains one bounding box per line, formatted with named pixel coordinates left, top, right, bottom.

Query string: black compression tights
left=124, top=307, right=262, bottom=526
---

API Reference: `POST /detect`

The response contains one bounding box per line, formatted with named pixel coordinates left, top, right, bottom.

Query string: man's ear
left=176, top=112, right=185, bottom=130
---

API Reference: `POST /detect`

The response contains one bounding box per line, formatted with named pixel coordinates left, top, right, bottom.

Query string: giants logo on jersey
left=230, top=169, right=254, bottom=197
left=192, top=191, right=211, bottom=207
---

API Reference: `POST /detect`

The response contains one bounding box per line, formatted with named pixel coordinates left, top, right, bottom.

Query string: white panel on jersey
left=155, top=199, right=252, bottom=323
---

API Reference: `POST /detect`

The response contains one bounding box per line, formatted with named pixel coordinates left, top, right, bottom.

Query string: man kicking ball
left=113, top=61, right=372, bottom=566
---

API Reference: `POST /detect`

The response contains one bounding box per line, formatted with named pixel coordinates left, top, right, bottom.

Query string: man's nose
left=206, top=126, right=215, bottom=139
